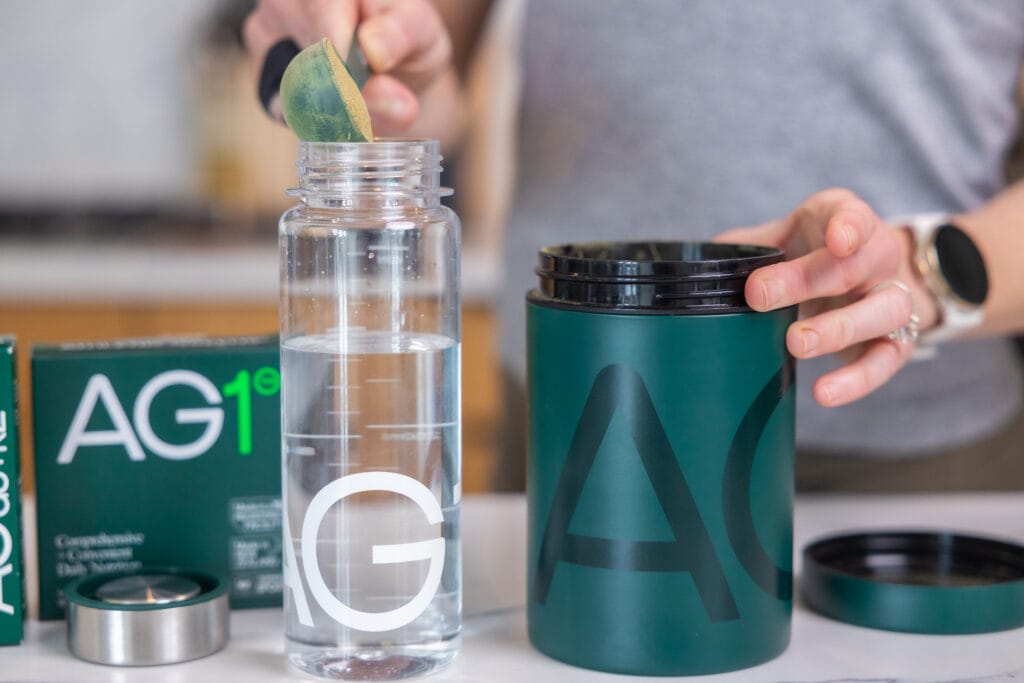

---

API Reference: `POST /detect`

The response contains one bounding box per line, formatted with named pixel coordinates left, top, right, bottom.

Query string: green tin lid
left=801, top=531, right=1024, bottom=634
left=64, top=567, right=229, bottom=666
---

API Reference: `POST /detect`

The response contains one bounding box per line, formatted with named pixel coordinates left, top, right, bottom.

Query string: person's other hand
left=715, top=188, right=940, bottom=408
left=244, top=0, right=453, bottom=135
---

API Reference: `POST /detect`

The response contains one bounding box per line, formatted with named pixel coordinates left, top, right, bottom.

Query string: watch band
left=900, top=213, right=986, bottom=352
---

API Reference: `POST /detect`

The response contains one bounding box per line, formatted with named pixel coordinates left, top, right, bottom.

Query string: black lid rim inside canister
left=531, top=241, right=785, bottom=314
left=801, top=530, right=1024, bottom=634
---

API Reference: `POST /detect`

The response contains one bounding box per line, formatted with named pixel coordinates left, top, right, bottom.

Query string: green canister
left=527, top=242, right=796, bottom=675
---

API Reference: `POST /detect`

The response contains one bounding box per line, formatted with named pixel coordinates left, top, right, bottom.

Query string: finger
left=823, top=199, right=878, bottom=259
left=302, top=0, right=359, bottom=56
left=813, top=337, right=914, bottom=407
left=244, top=7, right=294, bottom=120
left=786, top=282, right=914, bottom=359
left=713, top=220, right=789, bottom=247
left=362, top=74, right=419, bottom=132
left=746, top=247, right=859, bottom=311
left=357, top=0, right=451, bottom=87
left=256, top=0, right=314, bottom=47
left=787, top=188, right=876, bottom=258
left=361, top=0, right=396, bottom=13
left=243, top=6, right=289, bottom=78
left=745, top=223, right=901, bottom=312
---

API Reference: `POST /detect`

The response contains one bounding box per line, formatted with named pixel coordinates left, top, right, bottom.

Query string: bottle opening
left=530, top=241, right=784, bottom=314
left=290, top=139, right=449, bottom=203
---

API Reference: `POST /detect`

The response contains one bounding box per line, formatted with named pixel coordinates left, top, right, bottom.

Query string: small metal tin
left=95, top=574, right=203, bottom=605
left=802, top=530, right=1024, bottom=634
left=65, top=567, right=229, bottom=666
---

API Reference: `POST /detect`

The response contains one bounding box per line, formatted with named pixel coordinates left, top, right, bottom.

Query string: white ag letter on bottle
left=299, top=471, right=445, bottom=632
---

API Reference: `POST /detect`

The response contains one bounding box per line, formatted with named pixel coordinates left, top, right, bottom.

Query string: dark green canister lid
left=801, top=531, right=1024, bottom=634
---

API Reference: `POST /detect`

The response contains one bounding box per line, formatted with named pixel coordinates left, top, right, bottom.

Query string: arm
left=716, top=180, right=1024, bottom=408
left=957, top=180, right=1024, bottom=336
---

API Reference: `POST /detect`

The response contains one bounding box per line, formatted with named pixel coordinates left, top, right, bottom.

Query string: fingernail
left=268, top=94, right=283, bottom=123
left=819, top=381, right=838, bottom=405
left=760, top=278, right=783, bottom=308
left=800, top=327, right=820, bottom=354
left=842, top=223, right=857, bottom=254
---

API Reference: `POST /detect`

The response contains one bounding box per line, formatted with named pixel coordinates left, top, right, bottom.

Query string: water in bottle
left=279, top=140, right=462, bottom=680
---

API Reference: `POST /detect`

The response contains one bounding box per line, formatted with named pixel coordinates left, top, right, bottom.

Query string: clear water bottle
left=279, top=140, right=461, bottom=680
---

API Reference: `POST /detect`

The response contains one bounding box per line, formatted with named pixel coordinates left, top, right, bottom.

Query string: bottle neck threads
left=291, top=140, right=448, bottom=210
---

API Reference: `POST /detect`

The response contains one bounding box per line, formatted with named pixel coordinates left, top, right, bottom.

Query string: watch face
left=935, top=224, right=988, bottom=306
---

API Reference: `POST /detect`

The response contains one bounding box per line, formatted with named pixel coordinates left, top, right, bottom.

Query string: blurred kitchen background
left=0, top=0, right=526, bottom=492
left=1, top=1, right=1022, bottom=494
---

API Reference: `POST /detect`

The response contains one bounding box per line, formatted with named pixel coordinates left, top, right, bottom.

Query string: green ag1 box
left=33, top=336, right=283, bottom=620
left=0, top=337, right=24, bottom=643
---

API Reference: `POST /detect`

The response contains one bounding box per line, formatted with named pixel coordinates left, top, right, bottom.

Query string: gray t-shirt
left=501, top=0, right=1024, bottom=455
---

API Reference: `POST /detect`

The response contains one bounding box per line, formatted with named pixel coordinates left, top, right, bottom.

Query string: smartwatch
left=902, top=213, right=989, bottom=353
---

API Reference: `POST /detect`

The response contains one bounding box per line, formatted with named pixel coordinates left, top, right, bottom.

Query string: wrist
left=892, top=213, right=990, bottom=351
left=893, top=224, right=941, bottom=334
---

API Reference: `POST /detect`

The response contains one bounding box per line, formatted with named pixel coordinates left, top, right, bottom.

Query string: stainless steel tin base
left=65, top=568, right=229, bottom=666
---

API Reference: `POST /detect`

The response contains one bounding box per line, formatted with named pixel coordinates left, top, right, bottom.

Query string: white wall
left=0, top=1, right=215, bottom=206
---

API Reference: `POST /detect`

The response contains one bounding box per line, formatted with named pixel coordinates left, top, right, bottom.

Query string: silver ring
left=878, top=280, right=919, bottom=345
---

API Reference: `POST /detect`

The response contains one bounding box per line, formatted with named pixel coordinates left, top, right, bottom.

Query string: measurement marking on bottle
left=383, top=432, right=438, bottom=442
left=367, top=244, right=411, bottom=251
left=287, top=446, right=317, bottom=456
left=365, top=422, right=458, bottom=429
left=365, top=378, right=401, bottom=384
left=283, top=432, right=363, bottom=440
left=321, top=463, right=402, bottom=471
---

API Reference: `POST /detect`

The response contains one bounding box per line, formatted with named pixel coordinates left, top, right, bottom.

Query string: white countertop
left=0, top=240, right=501, bottom=304
left=6, top=493, right=1024, bottom=682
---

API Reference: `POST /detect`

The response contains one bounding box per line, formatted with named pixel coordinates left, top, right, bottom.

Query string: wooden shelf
left=0, top=301, right=500, bottom=494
